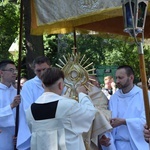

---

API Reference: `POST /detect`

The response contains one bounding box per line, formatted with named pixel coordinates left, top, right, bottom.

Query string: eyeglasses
left=2, top=68, right=18, bottom=74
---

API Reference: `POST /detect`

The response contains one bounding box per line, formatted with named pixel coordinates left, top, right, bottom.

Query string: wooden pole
left=138, top=42, right=150, bottom=128
left=14, top=0, right=23, bottom=149
left=73, top=29, right=77, bottom=53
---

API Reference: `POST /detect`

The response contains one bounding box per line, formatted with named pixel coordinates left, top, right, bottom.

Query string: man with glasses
left=0, top=60, right=21, bottom=150
left=17, top=56, right=51, bottom=150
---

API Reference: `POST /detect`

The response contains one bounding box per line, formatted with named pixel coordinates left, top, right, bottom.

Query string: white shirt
left=0, top=83, right=17, bottom=150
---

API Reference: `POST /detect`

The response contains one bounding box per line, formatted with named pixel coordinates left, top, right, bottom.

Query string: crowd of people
left=0, top=56, right=150, bottom=150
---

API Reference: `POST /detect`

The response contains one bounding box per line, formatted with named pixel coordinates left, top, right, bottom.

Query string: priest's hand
left=110, top=118, right=126, bottom=128
left=10, top=95, right=21, bottom=109
left=144, top=124, right=150, bottom=143
left=99, top=135, right=111, bottom=147
left=76, top=85, right=88, bottom=94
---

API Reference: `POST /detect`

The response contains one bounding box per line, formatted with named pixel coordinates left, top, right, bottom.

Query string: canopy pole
left=73, top=29, right=77, bottom=53
left=14, top=0, right=23, bottom=149
left=138, top=42, right=150, bottom=128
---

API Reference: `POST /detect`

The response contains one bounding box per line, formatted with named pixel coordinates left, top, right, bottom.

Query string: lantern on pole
left=122, top=0, right=148, bottom=37
left=122, top=0, right=150, bottom=128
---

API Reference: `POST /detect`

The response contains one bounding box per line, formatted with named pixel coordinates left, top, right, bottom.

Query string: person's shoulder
left=56, top=97, right=78, bottom=112
left=61, top=96, right=77, bottom=103
left=11, top=85, right=17, bottom=91
left=22, top=76, right=37, bottom=86
left=21, top=78, right=37, bottom=93
left=109, top=90, right=119, bottom=100
left=133, top=85, right=143, bottom=95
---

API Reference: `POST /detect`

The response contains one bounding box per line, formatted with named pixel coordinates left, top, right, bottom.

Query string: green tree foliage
left=143, top=44, right=150, bottom=78
left=0, top=2, right=19, bottom=61
left=43, top=34, right=58, bottom=67
left=43, top=33, right=150, bottom=81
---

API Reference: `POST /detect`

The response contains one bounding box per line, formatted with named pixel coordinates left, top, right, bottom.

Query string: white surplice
left=102, top=85, right=149, bottom=150
left=26, top=92, right=97, bottom=150
left=20, top=76, right=44, bottom=110
left=0, top=83, right=17, bottom=150
left=17, top=76, right=44, bottom=150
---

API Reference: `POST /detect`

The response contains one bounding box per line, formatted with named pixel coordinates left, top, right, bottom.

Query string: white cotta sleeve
left=125, top=109, right=148, bottom=149
left=69, top=92, right=97, bottom=135
left=0, top=105, right=15, bottom=127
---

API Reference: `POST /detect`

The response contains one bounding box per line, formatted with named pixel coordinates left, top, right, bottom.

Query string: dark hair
left=41, top=67, right=64, bottom=87
left=0, top=60, right=15, bottom=70
left=32, top=56, right=51, bottom=68
left=117, top=65, right=134, bottom=76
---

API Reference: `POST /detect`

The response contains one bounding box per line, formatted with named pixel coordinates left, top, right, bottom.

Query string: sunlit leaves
left=0, top=2, right=19, bottom=60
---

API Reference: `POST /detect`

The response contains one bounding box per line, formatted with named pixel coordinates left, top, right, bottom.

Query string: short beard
left=117, top=78, right=130, bottom=90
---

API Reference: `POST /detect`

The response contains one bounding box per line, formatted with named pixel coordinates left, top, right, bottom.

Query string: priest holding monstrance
left=59, top=53, right=113, bottom=150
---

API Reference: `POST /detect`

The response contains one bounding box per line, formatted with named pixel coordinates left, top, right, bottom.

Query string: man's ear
left=58, top=81, right=63, bottom=90
left=130, top=75, right=134, bottom=81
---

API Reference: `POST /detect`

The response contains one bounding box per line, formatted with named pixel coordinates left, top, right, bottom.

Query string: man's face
left=115, top=69, right=132, bottom=89
left=104, top=78, right=112, bottom=89
left=34, top=62, right=50, bottom=79
left=0, top=64, right=17, bottom=83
